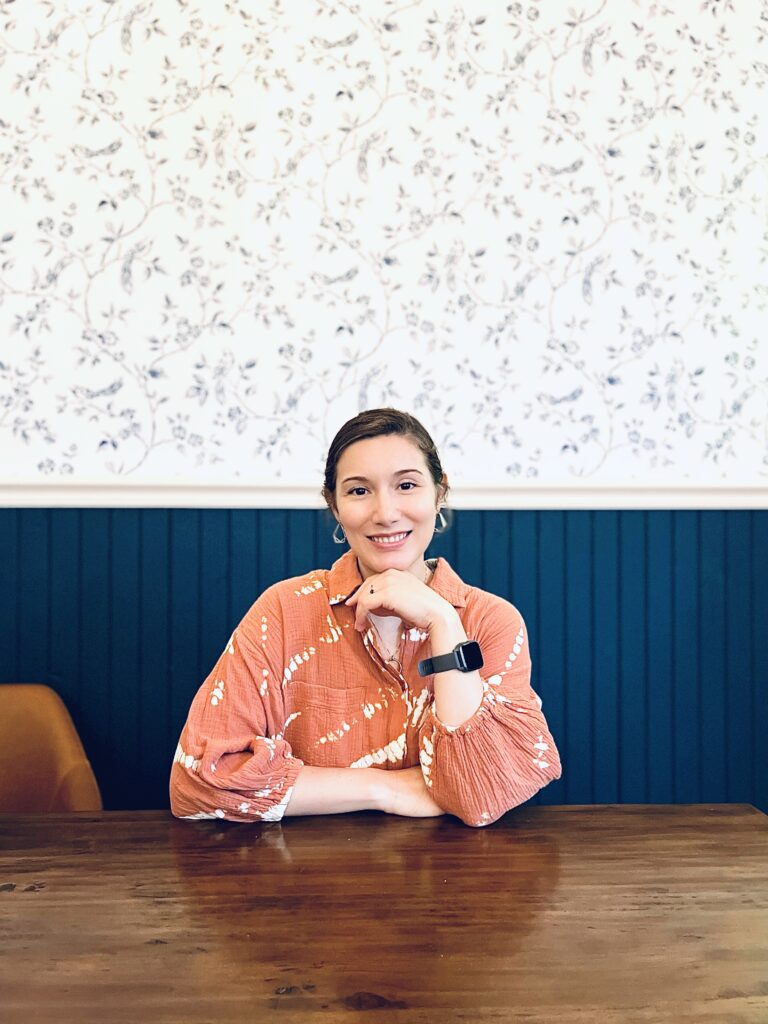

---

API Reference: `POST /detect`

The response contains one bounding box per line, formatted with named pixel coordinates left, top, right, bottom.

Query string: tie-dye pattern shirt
left=170, top=550, right=561, bottom=827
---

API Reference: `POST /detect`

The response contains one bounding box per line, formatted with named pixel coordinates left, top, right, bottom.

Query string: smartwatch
left=417, top=640, right=484, bottom=677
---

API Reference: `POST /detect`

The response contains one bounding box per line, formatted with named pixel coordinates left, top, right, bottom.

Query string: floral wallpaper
left=1, top=0, right=766, bottom=494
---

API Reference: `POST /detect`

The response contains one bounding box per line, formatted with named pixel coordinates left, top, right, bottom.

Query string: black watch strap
left=418, top=650, right=460, bottom=676
left=417, top=640, right=483, bottom=677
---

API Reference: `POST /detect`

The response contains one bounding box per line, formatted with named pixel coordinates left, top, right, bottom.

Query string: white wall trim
left=2, top=484, right=767, bottom=510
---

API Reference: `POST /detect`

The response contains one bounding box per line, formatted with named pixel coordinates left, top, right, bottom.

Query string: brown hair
left=322, top=408, right=448, bottom=512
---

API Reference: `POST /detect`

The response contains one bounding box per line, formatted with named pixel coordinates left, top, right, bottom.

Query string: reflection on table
left=1, top=804, right=766, bottom=1023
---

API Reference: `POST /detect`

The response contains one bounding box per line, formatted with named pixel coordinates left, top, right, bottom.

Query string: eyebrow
left=340, top=469, right=426, bottom=486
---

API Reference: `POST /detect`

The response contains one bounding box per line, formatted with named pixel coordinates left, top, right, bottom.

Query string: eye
left=347, top=486, right=368, bottom=496
left=399, top=480, right=417, bottom=490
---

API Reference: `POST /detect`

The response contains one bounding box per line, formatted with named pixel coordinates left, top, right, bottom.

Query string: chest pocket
left=284, top=682, right=367, bottom=766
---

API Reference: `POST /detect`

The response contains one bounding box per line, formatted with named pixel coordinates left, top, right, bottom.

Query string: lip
left=367, top=530, right=412, bottom=550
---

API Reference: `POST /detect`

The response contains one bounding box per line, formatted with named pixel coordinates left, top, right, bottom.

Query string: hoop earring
left=434, top=509, right=447, bottom=534
left=332, top=521, right=347, bottom=544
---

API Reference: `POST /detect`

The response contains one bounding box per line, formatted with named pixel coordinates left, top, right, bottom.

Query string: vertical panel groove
left=535, top=510, right=540, bottom=692
left=165, top=510, right=173, bottom=765
left=226, top=509, right=232, bottom=631
left=45, top=510, right=51, bottom=684
left=76, top=509, right=83, bottom=710
left=108, top=507, right=114, bottom=751
left=15, top=509, right=20, bottom=681
left=724, top=511, right=729, bottom=798
left=593, top=507, right=598, bottom=802
left=643, top=510, right=649, bottom=802
left=137, top=511, right=144, bottom=769
left=617, top=512, right=622, bottom=803
left=561, top=512, right=567, bottom=801
left=197, top=507, right=203, bottom=676
left=481, top=511, right=487, bottom=592
left=696, top=510, right=702, bottom=802
left=753, top=512, right=757, bottom=798
left=671, top=513, right=677, bottom=802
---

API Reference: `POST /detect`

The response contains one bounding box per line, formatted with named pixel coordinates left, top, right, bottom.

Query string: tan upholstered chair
left=0, top=684, right=102, bottom=812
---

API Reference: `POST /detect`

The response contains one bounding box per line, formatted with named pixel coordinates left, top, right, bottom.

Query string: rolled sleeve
left=170, top=595, right=304, bottom=822
left=418, top=599, right=561, bottom=826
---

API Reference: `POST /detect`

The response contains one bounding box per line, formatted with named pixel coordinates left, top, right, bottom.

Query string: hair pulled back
left=322, top=408, right=448, bottom=511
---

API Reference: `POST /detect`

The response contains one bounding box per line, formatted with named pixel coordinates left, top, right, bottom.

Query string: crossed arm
left=170, top=573, right=561, bottom=826
left=284, top=596, right=480, bottom=818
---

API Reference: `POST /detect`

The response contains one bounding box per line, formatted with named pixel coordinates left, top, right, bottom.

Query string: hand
left=345, top=568, right=456, bottom=634
left=373, top=766, right=446, bottom=819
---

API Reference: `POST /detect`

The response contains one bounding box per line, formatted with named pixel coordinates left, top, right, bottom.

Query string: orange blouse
left=170, top=550, right=562, bottom=826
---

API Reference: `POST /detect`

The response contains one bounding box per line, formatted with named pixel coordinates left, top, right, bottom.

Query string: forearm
left=284, top=764, right=385, bottom=817
left=427, top=608, right=484, bottom=729
left=284, top=764, right=444, bottom=819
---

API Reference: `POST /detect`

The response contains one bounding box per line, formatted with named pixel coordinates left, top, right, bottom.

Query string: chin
left=377, top=550, right=426, bottom=573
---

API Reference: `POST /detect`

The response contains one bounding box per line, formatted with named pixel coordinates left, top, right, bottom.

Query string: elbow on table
left=169, top=792, right=189, bottom=820
left=168, top=766, right=203, bottom=820
left=449, top=764, right=562, bottom=828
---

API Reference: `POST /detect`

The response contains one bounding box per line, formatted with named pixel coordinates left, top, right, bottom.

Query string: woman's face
left=333, top=434, right=443, bottom=581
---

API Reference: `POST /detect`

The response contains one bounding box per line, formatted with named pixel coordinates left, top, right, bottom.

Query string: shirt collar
left=326, top=548, right=469, bottom=609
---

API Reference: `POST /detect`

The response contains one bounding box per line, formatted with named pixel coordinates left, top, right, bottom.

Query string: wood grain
left=0, top=804, right=766, bottom=1023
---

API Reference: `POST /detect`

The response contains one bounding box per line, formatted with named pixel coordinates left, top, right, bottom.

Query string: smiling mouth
left=367, top=531, right=411, bottom=545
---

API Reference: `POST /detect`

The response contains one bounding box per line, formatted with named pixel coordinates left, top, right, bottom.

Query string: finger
left=348, top=599, right=362, bottom=630
left=358, top=599, right=372, bottom=630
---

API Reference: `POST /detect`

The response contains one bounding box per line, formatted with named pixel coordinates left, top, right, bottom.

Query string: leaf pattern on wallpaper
left=0, top=1, right=766, bottom=484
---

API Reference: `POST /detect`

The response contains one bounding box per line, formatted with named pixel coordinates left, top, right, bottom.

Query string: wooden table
left=1, top=805, right=766, bottom=1023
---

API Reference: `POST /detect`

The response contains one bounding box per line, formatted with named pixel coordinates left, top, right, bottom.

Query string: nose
left=371, top=489, right=400, bottom=526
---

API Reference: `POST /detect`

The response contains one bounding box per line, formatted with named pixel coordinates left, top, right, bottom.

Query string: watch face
left=457, top=640, right=483, bottom=672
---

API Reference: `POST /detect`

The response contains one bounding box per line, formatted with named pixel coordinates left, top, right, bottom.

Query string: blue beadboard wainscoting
left=2, top=508, right=766, bottom=813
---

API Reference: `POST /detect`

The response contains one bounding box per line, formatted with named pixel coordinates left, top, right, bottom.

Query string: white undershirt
left=367, top=612, right=402, bottom=656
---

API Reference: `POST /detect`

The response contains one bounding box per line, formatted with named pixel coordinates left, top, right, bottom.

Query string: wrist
left=367, top=768, right=392, bottom=814
left=427, top=609, right=467, bottom=656
left=426, top=604, right=462, bottom=636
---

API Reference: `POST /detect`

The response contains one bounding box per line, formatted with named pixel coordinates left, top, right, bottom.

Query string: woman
left=170, top=408, right=561, bottom=826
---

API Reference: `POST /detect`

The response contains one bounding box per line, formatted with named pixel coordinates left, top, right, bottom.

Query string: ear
left=322, top=487, right=338, bottom=516
left=437, top=474, right=449, bottom=507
